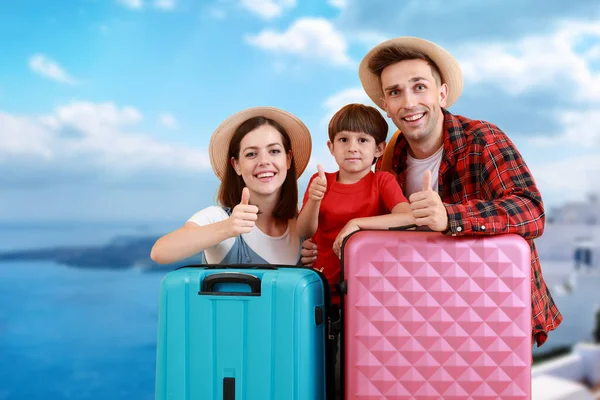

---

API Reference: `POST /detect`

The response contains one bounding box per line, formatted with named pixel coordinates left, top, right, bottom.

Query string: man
left=302, top=36, right=562, bottom=346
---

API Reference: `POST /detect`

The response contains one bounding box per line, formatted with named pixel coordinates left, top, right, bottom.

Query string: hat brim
left=209, top=107, right=312, bottom=180
left=359, top=37, right=463, bottom=109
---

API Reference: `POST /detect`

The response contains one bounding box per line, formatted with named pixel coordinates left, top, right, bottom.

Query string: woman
left=150, top=107, right=312, bottom=265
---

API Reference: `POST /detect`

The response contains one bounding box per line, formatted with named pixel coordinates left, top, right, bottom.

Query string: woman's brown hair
left=217, top=116, right=299, bottom=221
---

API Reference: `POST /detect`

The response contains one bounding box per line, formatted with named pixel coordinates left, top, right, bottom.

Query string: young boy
left=296, top=103, right=414, bottom=397
left=297, top=103, right=415, bottom=304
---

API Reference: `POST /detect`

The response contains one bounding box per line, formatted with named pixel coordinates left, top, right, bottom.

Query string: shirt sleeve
left=187, top=206, right=229, bottom=227
left=378, top=171, right=408, bottom=212
left=186, top=206, right=234, bottom=262
left=444, top=133, right=545, bottom=239
left=300, top=173, right=318, bottom=210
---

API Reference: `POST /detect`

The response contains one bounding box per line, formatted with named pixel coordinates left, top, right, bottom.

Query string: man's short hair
left=367, top=45, right=443, bottom=86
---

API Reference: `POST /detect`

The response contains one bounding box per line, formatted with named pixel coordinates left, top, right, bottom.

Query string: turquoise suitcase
left=155, top=265, right=333, bottom=400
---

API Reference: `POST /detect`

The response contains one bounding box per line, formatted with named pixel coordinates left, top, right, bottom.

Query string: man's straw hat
left=359, top=37, right=463, bottom=109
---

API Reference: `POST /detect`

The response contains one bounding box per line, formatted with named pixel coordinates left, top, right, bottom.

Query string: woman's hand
left=227, top=187, right=259, bottom=236
left=301, top=238, right=318, bottom=267
left=333, top=220, right=360, bottom=258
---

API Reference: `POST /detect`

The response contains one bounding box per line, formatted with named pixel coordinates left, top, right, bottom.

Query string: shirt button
left=456, top=226, right=463, bottom=232
left=481, top=225, right=486, bottom=231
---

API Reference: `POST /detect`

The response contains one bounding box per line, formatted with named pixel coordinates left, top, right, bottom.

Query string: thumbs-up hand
left=228, top=187, right=259, bottom=236
left=240, top=187, right=251, bottom=205
left=408, top=170, right=449, bottom=232
left=308, top=164, right=327, bottom=202
left=422, top=169, right=433, bottom=192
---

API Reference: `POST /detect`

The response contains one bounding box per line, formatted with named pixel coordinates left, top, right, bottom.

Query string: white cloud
left=158, top=112, right=179, bottom=130
left=323, top=87, right=373, bottom=110
left=555, top=109, right=600, bottom=147
left=240, top=0, right=296, bottom=19
left=328, top=0, right=346, bottom=10
left=531, top=153, right=600, bottom=196
left=245, top=18, right=353, bottom=67
left=0, top=102, right=209, bottom=172
left=28, top=54, right=77, bottom=85
left=586, top=45, right=600, bottom=60
left=54, top=102, right=142, bottom=135
left=321, top=87, right=374, bottom=126
left=0, top=113, right=54, bottom=160
left=154, top=0, right=175, bottom=10
left=117, top=0, right=143, bottom=9
left=458, top=20, right=600, bottom=102
left=528, top=108, right=600, bottom=148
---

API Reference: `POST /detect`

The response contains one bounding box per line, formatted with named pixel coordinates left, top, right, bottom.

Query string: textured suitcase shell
left=155, top=265, right=332, bottom=400
left=341, top=231, right=532, bottom=400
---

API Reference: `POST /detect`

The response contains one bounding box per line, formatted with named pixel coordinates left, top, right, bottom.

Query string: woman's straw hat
left=209, top=106, right=312, bottom=179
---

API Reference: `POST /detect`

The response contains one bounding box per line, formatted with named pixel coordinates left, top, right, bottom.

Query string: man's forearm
left=444, top=190, right=545, bottom=238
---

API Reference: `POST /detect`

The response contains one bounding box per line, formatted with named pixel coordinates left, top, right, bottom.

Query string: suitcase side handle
left=199, top=272, right=261, bottom=296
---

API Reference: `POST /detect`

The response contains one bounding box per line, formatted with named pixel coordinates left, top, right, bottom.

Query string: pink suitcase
left=340, top=230, right=532, bottom=400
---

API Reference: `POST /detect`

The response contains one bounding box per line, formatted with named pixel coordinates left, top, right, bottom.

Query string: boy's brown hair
left=328, top=103, right=388, bottom=144
left=368, top=45, right=443, bottom=86
left=217, top=116, right=298, bottom=221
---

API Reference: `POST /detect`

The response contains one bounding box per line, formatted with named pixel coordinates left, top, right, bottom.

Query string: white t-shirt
left=404, top=145, right=443, bottom=198
left=187, top=206, right=301, bottom=265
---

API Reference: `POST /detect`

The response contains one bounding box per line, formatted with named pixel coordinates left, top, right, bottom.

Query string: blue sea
left=0, top=222, right=174, bottom=400
left=0, top=222, right=596, bottom=399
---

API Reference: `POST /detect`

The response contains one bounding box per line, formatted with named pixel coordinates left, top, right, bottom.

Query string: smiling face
left=380, top=58, right=448, bottom=152
left=327, top=130, right=385, bottom=183
left=231, top=124, right=292, bottom=198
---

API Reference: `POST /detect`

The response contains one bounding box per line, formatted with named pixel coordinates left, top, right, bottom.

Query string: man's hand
left=300, top=238, right=318, bottom=267
left=308, top=164, right=327, bottom=201
left=227, top=187, right=259, bottom=236
left=332, top=220, right=359, bottom=258
left=408, top=170, right=449, bottom=232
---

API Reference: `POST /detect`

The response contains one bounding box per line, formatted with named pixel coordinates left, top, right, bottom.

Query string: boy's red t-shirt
left=301, top=170, right=407, bottom=304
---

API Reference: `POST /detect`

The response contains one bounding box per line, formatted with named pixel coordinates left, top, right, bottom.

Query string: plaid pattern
left=376, top=108, right=563, bottom=347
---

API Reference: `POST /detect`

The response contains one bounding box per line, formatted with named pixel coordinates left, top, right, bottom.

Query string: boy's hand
left=308, top=164, right=327, bottom=201
left=408, top=170, right=449, bottom=232
left=300, top=238, right=318, bottom=267
left=333, top=220, right=359, bottom=258
left=227, top=187, right=259, bottom=236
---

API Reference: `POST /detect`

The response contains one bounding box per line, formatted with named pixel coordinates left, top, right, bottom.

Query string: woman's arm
left=150, top=221, right=234, bottom=264
left=151, top=193, right=258, bottom=264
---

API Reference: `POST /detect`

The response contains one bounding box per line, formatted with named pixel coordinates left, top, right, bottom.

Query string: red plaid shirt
left=376, top=109, right=563, bottom=347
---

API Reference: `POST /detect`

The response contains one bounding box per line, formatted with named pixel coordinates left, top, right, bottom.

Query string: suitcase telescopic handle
left=199, top=272, right=261, bottom=296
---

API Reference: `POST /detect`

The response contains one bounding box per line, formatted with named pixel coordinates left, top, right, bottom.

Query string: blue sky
left=1, top=0, right=599, bottom=223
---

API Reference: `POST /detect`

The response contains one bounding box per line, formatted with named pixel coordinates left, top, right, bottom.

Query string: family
left=150, top=36, right=562, bottom=356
